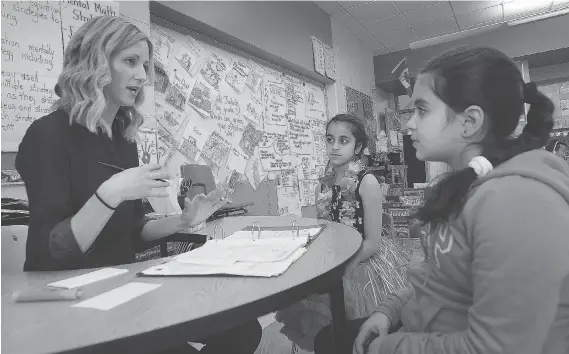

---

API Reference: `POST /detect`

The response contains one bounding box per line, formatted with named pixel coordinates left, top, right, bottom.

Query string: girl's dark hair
left=416, top=47, right=554, bottom=227
left=545, top=138, right=568, bottom=152
left=326, top=114, right=369, bottom=158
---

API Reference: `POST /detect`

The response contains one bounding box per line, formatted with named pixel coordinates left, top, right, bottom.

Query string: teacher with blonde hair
left=16, top=16, right=260, bottom=354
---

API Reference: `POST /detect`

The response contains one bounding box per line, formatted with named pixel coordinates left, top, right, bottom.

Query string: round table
left=2, top=216, right=361, bottom=354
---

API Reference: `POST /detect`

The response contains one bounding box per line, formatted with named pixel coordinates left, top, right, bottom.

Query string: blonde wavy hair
left=52, top=16, right=154, bottom=141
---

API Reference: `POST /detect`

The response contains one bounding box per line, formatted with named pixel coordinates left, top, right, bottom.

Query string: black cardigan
left=16, top=109, right=149, bottom=271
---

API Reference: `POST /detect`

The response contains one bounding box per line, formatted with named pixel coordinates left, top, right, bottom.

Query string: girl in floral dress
left=275, top=114, right=409, bottom=353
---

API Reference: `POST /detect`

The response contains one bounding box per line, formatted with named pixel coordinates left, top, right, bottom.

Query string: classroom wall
left=156, top=1, right=332, bottom=74
left=2, top=1, right=379, bottom=218
left=327, top=16, right=378, bottom=118
left=531, top=61, right=569, bottom=83
left=374, top=14, right=569, bottom=81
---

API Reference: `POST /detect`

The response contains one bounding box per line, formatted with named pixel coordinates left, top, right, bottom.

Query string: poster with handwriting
left=227, top=147, right=249, bottom=174
left=305, top=83, right=326, bottom=121
left=200, top=52, right=230, bottom=92
left=60, top=0, right=119, bottom=51
left=201, top=131, right=231, bottom=171
left=296, top=156, right=319, bottom=180
left=289, top=117, right=313, bottom=155
left=264, top=76, right=287, bottom=126
left=211, top=95, right=246, bottom=139
left=277, top=186, right=302, bottom=216
left=155, top=101, right=187, bottom=136
left=156, top=124, right=178, bottom=164
left=1, top=1, right=63, bottom=151
left=151, top=25, right=175, bottom=68
left=299, top=179, right=319, bottom=207
left=225, top=60, right=250, bottom=93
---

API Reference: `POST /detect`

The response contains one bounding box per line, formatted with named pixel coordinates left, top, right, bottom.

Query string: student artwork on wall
left=345, top=86, right=377, bottom=155
left=2, top=5, right=329, bottom=216
left=539, top=80, right=569, bottom=130
left=147, top=23, right=328, bottom=216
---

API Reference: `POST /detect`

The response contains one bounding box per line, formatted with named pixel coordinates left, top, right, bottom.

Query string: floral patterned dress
left=275, top=161, right=409, bottom=352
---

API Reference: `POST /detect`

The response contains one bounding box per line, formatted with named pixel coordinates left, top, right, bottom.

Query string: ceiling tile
left=503, top=0, right=553, bottom=20
left=348, top=24, right=373, bottom=38
left=413, top=16, right=459, bottom=39
left=553, top=0, right=569, bottom=9
left=346, top=1, right=401, bottom=22
left=404, top=2, right=454, bottom=25
left=450, top=1, right=503, bottom=15
left=331, top=10, right=361, bottom=29
left=394, top=1, right=440, bottom=12
left=373, top=46, right=390, bottom=56
left=336, top=1, right=373, bottom=10
left=456, top=4, right=503, bottom=29
left=377, top=27, right=419, bottom=46
left=314, top=1, right=344, bottom=14
left=364, top=14, right=410, bottom=35
left=359, top=35, right=385, bottom=49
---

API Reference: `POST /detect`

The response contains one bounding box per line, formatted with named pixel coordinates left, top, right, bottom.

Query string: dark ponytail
left=416, top=47, right=554, bottom=227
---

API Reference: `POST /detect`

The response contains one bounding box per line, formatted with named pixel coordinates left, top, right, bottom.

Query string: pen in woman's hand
left=98, top=162, right=169, bottom=183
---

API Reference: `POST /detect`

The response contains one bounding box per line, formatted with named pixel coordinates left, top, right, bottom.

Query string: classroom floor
left=255, top=313, right=308, bottom=354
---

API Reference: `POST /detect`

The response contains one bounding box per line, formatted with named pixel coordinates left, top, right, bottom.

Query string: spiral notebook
left=139, top=221, right=326, bottom=277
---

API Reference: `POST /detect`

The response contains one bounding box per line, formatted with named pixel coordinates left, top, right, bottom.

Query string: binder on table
left=139, top=220, right=326, bottom=277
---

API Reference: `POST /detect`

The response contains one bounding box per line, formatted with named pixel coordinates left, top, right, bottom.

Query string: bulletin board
left=1, top=0, right=120, bottom=151
left=147, top=19, right=329, bottom=216
left=1, top=1, right=331, bottom=215
left=538, top=79, right=569, bottom=130
left=345, top=86, right=377, bottom=154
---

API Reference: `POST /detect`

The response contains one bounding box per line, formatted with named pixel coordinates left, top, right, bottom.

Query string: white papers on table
left=48, top=268, right=129, bottom=289
left=73, top=282, right=162, bottom=311
left=174, top=227, right=322, bottom=265
left=175, top=237, right=307, bottom=265
left=140, top=225, right=324, bottom=277
left=142, top=248, right=307, bottom=277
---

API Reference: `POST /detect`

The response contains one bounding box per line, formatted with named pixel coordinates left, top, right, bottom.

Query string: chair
left=1, top=225, right=28, bottom=273
left=158, top=232, right=207, bottom=258
left=382, top=212, right=394, bottom=238
left=139, top=164, right=255, bottom=261
left=178, top=164, right=253, bottom=221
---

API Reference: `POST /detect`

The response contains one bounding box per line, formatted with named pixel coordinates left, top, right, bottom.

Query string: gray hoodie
left=376, top=150, right=569, bottom=354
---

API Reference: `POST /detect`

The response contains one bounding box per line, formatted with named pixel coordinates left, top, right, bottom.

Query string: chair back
left=180, top=164, right=217, bottom=199
left=1, top=225, right=28, bottom=273
left=382, top=212, right=394, bottom=238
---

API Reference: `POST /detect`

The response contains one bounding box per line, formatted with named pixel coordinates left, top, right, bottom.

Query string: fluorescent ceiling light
left=408, top=5, right=569, bottom=50
left=508, top=7, right=569, bottom=26
left=408, top=23, right=505, bottom=50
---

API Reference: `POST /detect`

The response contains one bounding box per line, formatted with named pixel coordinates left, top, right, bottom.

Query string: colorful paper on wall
left=323, top=43, right=336, bottom=80
left=311, top=36, right=325, bottom=76
left=299, top=180, right=319, bottom=207
left=277, top=186, right=302, bottom=216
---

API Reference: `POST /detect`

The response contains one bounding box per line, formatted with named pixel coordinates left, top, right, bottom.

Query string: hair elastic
left=95, top=191, right=116, bottom=210
left=468, top=156, right=493, bottom=177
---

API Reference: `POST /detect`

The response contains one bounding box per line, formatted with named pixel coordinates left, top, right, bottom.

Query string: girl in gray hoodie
left=314, top=46, right=569, bottom=354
